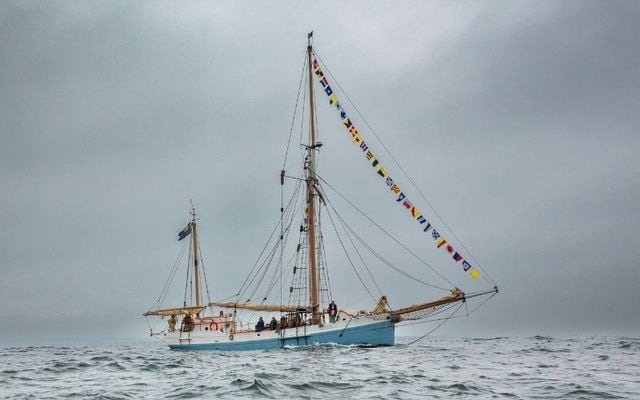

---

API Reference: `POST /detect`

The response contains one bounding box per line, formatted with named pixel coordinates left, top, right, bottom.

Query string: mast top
left=189, top=199, right=196, bottom=222
left=188, top=199, right=200, bottom=311
left=307, top=31, right=313, bottom=48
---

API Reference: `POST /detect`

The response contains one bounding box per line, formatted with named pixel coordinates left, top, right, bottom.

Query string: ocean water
left=1, top=336, right=638, bottom=399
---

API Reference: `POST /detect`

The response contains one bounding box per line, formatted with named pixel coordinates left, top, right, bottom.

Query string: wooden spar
left=143, top=305, right=205, bottom=317
left=389, top=288, right=465, bottom=317
left=209, top=302, right=312, bottom=313
left=191, top=207, right=201, bottom=315
left=306, top=32, right=320, bottom=323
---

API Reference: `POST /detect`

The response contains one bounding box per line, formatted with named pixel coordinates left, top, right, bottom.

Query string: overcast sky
left=1, top=1, right=639, bottom=341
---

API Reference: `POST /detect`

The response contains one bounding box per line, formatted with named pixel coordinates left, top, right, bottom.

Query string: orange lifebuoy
left=209, top=321, right=218, bottom=331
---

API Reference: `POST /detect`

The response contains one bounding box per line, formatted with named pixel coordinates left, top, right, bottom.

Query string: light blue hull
left=168, top=319, right=395, bottom=351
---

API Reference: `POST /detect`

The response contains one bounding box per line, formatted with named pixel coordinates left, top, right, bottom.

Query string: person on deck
left=269, top=317, right=278, bottom=331
left=328, top=300, right=338, bottom=323
left=255, top=316, right=265, bottom=332
left=181, top=314, right=194, bottom=332
left=168, top=314, right=177, bottom=332
left=292, top=313, right=302, bottom=327
left=280, top=315, right=287, bottom=330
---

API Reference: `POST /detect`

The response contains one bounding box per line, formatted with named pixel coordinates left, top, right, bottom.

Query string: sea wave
left=1, top=336, right=638, bottom=399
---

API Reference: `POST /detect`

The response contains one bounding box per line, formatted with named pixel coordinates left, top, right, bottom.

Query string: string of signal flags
left=311, top=56, right=479, bottom=280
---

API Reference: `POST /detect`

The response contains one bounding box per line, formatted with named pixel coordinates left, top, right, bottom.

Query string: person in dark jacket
left=255, top=316, right=265, bottom=332
left=181, top=314, right=194, bottom=332
left=327, top=300, right=338, bottom=322
left=269, top=317, right=278, bottom=331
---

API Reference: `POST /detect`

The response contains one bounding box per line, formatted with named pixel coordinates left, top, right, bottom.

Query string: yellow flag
left=469, top=268, right=480, bottom=279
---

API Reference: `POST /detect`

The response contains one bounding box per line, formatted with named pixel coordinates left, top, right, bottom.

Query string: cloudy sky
left=1, top=1, right=638, bottom=341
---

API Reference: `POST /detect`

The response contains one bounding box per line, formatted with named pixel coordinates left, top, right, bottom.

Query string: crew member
left=255, top=316, right=265, bottom=332
left=168, top=314, right=177, bottom=332
left=181, top=314, right=194, bottom=332
left=327, top=300, right=338, bottom=323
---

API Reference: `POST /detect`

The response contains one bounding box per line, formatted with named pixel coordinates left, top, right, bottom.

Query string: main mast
left=191, top=206, right=201, bottom=317
left=306, top=32, right=320, bottom=324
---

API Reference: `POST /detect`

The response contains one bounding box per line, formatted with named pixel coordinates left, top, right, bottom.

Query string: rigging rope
left=324, top=198, right=378, bottom=304
left=279, top=174, right=285, bottom=312
left=235, top=217, right=280, bottom=297
left=400, top=301, right=461, bottom=323
left=399, top=291, right=497, bottom=328
left=317, top=174, right=457, bottom=289
left=244, top=238, right=280, bottom=302
left=271, top=170, right=306, bottom=304
left=280, top=53, right=308, bottom=315
left=265, top=251, right=297, bottom=302
left=282, top=53, right=308, bottom=171
left=235, top=176, right=303, bottom=300
left=183, top=242, right=192, bottom=307
left=325, top=196, right=383, bottom=297
left=405, top=301, right=464, bottom=346
left=313, top=50, right=497, bottom=288
left=148, top=239, right=188, bottom=311
left=197, top=238, right=212, bottom=304
left=316, top=210, right=334, bottom=304
left=289, top=226, right=307, bottom=307
left=321, top=186, right=449, bottom=292
left=466, top=290, right=498, bottom=315
left=233, top=171, right=304, bottom=304
left=210, top=293, right=239, bottom=304
left=297, top=64, right=308, bottom=164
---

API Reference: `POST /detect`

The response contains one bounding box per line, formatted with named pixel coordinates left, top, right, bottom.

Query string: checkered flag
left=432, top=229, right=440, bottom=240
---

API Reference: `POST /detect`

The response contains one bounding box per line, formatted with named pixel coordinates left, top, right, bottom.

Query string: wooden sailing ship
left=144, top=33, right=498, bottom=350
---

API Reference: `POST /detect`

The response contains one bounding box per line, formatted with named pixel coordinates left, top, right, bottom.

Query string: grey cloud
left=1, top=1, right=638, bottom=340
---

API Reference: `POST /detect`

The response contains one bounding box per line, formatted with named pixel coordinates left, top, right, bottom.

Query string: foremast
left=190, top=206, right=201, bottom=317
left=306, top=32, right=321, bottom=325
left=143, top=206, right=207, bottom=318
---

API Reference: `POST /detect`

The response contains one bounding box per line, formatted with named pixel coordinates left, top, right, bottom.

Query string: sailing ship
left=144, top=33, right=498, bottom=350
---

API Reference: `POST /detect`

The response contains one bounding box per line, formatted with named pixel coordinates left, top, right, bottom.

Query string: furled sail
left=389, top=288, right=465, bottom=318
left=143, top=305, right=206, bottom=317
left=209, top=302, right=312, bottom=313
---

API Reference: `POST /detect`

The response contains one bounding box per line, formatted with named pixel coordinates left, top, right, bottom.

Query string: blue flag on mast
left=178, top=222, right=192, bottom=241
